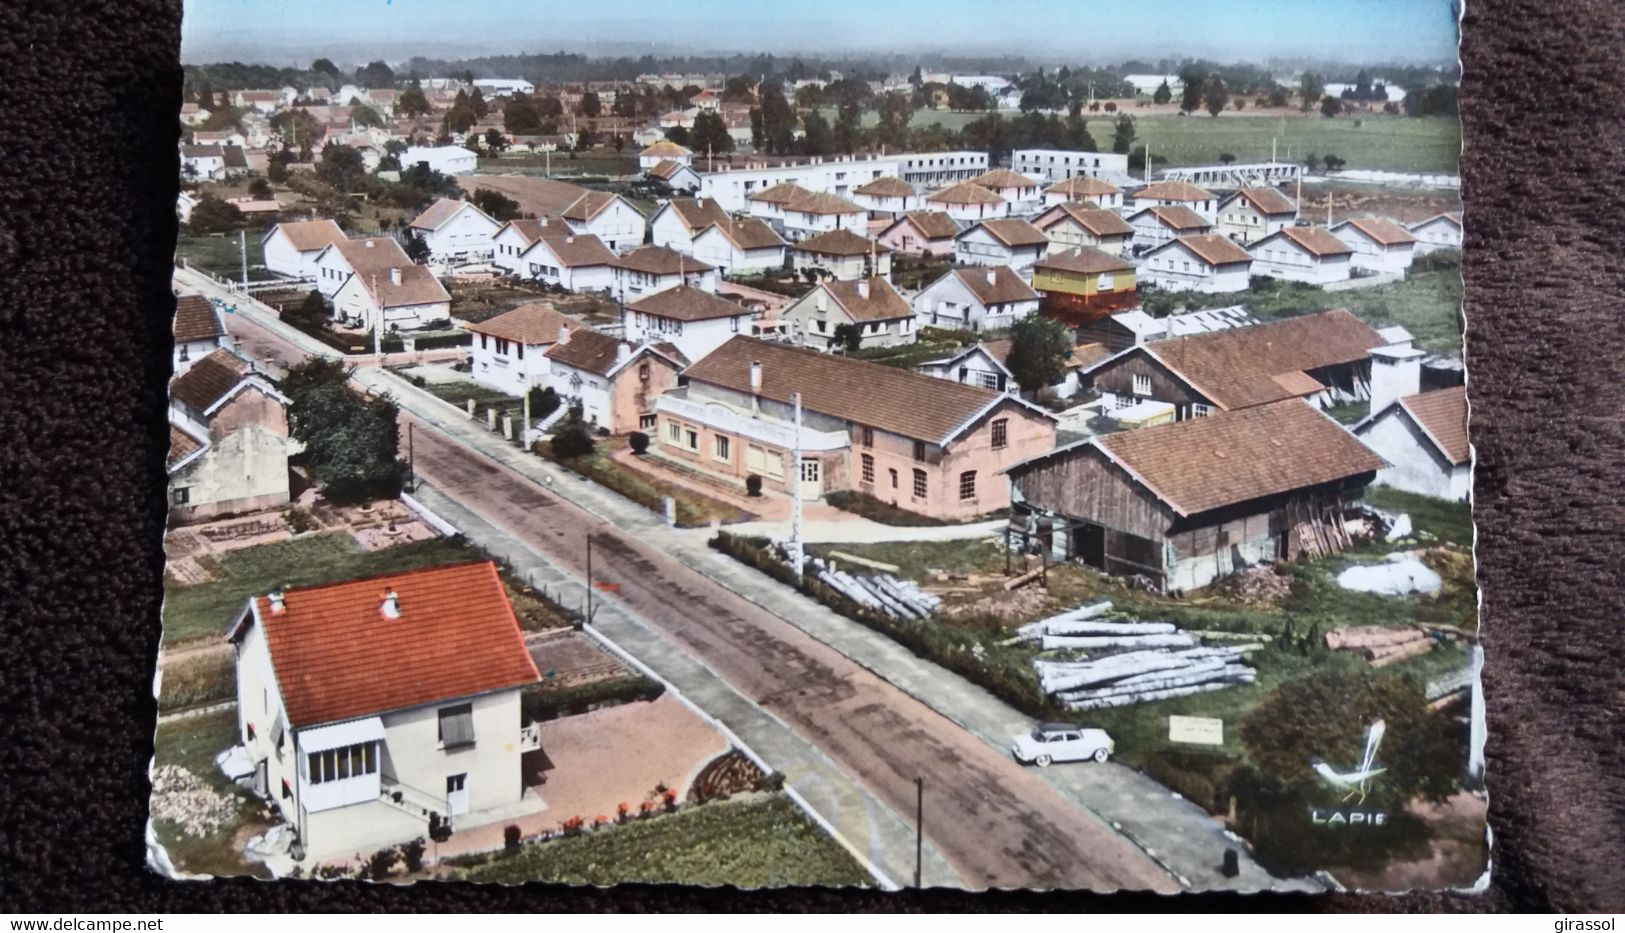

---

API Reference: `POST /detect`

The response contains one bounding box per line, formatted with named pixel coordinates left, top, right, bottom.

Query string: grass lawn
left=454, top=794, right=871, bottom=887
left=817, top=109, right=1460, bottom=174
left=162, top=532, right=480, bottom=646
left=1366, top=487, right=1475, bottom=548
left=176, top=232, right=256, bottom=278
left=158, top=651, right=236, bottom=713
left=151, top=708, right=274, bottom=879
left=538, top=437, right=754, bottom=527
left=1147, top=262, right=1464, bottom=355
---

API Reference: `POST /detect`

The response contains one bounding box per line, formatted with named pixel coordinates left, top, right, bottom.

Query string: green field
left=817, top=108, right=1459, bottom=174
left=163, top=532, right=479, bottom=646
left=455, top=794, right=871, bottom=887
left=175, top=232, right=258, bottom=279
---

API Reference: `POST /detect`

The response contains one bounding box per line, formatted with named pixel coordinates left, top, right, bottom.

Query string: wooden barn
left=1005, top=399, right=1386, bottom=592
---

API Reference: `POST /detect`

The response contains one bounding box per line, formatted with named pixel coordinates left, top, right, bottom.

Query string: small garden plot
left=452, top=794, right=871, bottom=888
left=158, top=650, right=237, bottom=713
left=536, top=435, right=755, bottom=527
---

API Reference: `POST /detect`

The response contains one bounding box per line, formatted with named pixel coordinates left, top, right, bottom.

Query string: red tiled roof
left=971, top=168, right=1039, bottom=191
left=792, top=228, right=889, bottom=257
left=1225, top=187, right=1297, bottom=216
left=1091, top=400, right=1386, bottom=515
left=888, top=210, right=959, bottom=240
left=952, top=266, right=1039, bottom=305
left=466, top=302, right=571, bottom=345
left=1045, top=176, right=1120, bottom=198
left=625, top=285, right=749, bottom=321
left=821, top=277, right=911, bottom=322
left=969, top=218, right=1048, bottom=248
left=926, top=181, right=1005, bottom=206
left=1399, top=386, right=1470, bottom=465
left=1034, top=247, right=1133, bottom=275
left=173, top=294, right=224, bottom=344
left=1271, top=225, right=1353, bottom=257
left=1134, top=180, right=1216, bottom=203
left=543, top=329, right=626, bottom=375
left=854, top=176, right=916, bottom=198
left=1133, top=205, right=1212, bottom=231
left=1338, top=216, right=1417, bottom=246
left=410, top=198, right=489, bottom=231
left=1160, top=233, right=1253, bottom=266
left=168, top=424, right=206, bottom=468
left=248, top=562, right=539, bottom=727
left=661, top=197, right=730, bottom=234
left=528, top=232, right=618, bottom=267
left=170, top=348, right=251, bottom=413
left=267, top=218, right=346, bottom=253
left=612, top=245, right=714, bottom=275
left=1036, top=202, right=1134, bottom=237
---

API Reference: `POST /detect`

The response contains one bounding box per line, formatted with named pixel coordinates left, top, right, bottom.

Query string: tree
left=1322, top=153, right=1346, bottom=172
left=1203, top=76, right=1228, bottom=117
left=874, top=91, right=914, bottom=149
left=1111, top=113, right=1136, bottom=154
left=1152, top=79, right=1172, bottom=105
left=315, top=143, right=367, bottom=190
left=1320, top=94, right=1343, bottom=118
left=1218, top=152, right=1236, bottom=166
left=349, top=103, right=385, bottom=128
left=1231, top=96, right=1246, bottom=112
left=403, top=236, right=431, bottom=264
left=186, top=195, right=243, bottom=234
left=690, top=111, right=734, bottom=155
left=1304, top=152, right=1321, bottom=172
left=503, top=94, right=542, bottom=135
left=830, top=323, right=863, bottom=354
left=280, top=359, right=402, bottom=501
left=280, top=289, right=328, bottom=328
left=579, top=91, right=602, bottom=118
left=908, top=64, right=923, bottom=86
left=469, top=87, right=489, bottom=119
left=267, top=149, right=294, bottom=184
left=471, top=188, right=522, bottom=222
left=755, top=85, right=796, bottom=154
left=800, top=109, right=832, bottom=156
left=1241, top=670, right=1460, bottom=808
left=355, top=60, right=395, bottom=88
left=1268, top=86, right=1290, bottom=108
left=1178, top=67, right=1207, bottom=114
left=247, top=177, right=273, bottom=200
left=1299, top=71, right=1324, bottom=113
left=484, top=127, right=509, bottom=154
left=664, top=125, right=691, bottom=147
left=628, top=431, right=650, bottom=455
left=550, top=419, right=596, bottom=459
left=311, top=58, right=341, bottom=80
left=612, top=134, right=626, bottom=154
left=1004, top=316, right=1071, bottom=397
left=399, top=80, right=431, bottom=118
left=442, top=102, right=477, bottom=135
left=269, top=108, right=321, bottom=148
left=832, top=102, right=861, bottom=153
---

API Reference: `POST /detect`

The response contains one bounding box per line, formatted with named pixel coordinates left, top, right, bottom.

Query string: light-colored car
left=1010, top=722, right=1115, bottom=767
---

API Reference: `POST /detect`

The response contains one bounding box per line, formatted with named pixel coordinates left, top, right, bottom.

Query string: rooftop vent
left=267, top=589, right=286, bottom=615
left=380, top=589, right=402, bottom=620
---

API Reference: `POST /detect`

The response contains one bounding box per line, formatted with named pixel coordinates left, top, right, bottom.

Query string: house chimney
left=985, top=268, right=997, bottom=286
left=267, top=589, right=286, bottom=615
left=815, top=290, right=827, bottom=314
left=749, top=360, right=763, bottom=392
left=857, top=278, right=871, bottom=300
left=389, top=267, right=401, bottom=286
left=364, top=239, right=375, bottom=248
left=616, top=342, right=631, bottom=363
left=566, top=235, right=575, bottom=244
left=557, top=323, right=571, bottom=344
left=1368, top=345, right=1426, bottom=414
left=380, top=589, right=402, bottom=619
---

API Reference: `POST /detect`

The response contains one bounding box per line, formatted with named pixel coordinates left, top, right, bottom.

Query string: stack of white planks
left=1021, top=601, right=1262, bottom=710
left=805, top=554, right=941, bottom=621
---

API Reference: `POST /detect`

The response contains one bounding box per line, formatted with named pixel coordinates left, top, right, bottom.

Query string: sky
left=181, top=0, right=1460, bottom=67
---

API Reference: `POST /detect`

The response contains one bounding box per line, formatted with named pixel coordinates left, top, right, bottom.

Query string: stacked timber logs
left=1020, top=601, right=1261, bottom=711
left=804, top=553, right=941, bottom=621
left=1325, top=624, right=1433, bottom=667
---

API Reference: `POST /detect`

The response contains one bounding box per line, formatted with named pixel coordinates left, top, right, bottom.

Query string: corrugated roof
left=682, top=336, right=1018, bottom=445
left=1140, top=309, right=1386, bottom=411
left=1400, top=386, right=1470, bottom=465
left=247, top=562, right=539, bottom=728
left=1090, top=399, right=1386, bottom=515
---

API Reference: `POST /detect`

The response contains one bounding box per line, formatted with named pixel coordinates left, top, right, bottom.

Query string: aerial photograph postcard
left=152, top=0, right=1479, bottom=894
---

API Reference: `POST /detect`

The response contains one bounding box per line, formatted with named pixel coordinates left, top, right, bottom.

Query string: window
left=912, top=468, right=928, bottom=499
left=171, top=487, right=190, bottom=505
left=305, top=742, right=377, bottom=784
left=861, top=453, right=875, bottom=484
left=684, top=428, right=699, bottom=451
left=437, top=703, right=475, bottom=749
left=913, top=440, right=926, bottom=462
left=991, top=419, right=1008, bottom=449
left=667, top=421, right=683, bottom=445
left=517, top=343, right=524, bottom=360
left=1132, top=373, right=1153, bottom=396
left=959, top=470, right=977, bottom=500
left=282, top=778, right=292, bottom=800
left=859, top=425, right=874, bottom=447
left=638, top=362, right=651, bottom=383
left=1192, top=403, right=1213, bottom=418
left=731, top=316, right=740, bottom=332
left=713, top=435, right=731, bottom=462
left=480, top=334, right=488, bottom=350
left=889, top=468, right=898, bottom=489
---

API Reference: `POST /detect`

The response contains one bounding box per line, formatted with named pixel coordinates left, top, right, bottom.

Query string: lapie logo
left=1308, top=719, right=1390, bottom=827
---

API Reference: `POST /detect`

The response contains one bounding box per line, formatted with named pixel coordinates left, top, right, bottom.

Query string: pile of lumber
left=1324, top=625, right=1433, bottom=667
left=805, top=554, right=941, bottom=621
left=1020, top=602, right=1261, bottom=710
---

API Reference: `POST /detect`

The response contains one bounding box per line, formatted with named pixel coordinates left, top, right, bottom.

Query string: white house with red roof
left=1407, top=212, right=1463, bottom=254
left=1140, top=234, right=1254, bottom=293
left=466, top=302, right=573, bottom=395
left=1333, top=217, right=1419, bottom=275
left=226, top=562, right=542, bottom=862
left=406, top=198, right=500, bottom=263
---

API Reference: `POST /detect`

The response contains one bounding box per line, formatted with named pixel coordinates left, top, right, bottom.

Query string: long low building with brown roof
left=876, top=210, right=961, bottom=258
left=1033, top=201, right=1135, bottom=256
left=621, top=285, right=756, bottom=362
left=1248, top=224, right=1355, bottom=285
left=780, top=276, right=915, bottom=351
left=650, top=335, right=1056, bottom=520
left=789, top=228, right=893, bottom=281
left=1084, top=308, right=1394, bottom=419
left=1008, top=398, right=1386, bottom=591
left=1333, top=216, right=1419, bottom=276
left=1140, top=233, right=1255, bottom=293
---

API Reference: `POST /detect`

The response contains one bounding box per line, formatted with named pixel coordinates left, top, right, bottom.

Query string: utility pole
left=787, top=391, right=805, bottom=577
left=584, top=533, right=593, bottom=624
left=239, top=228, right=248, bottom=289
left=407, top=422, right=415, bottom=491
left=914, top=776, right=924, bottom=889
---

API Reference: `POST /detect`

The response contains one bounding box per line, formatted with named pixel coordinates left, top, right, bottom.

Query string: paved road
left=185, top=271, right=1176, bottom=892
left=406, top=418, right=1175, bottom=893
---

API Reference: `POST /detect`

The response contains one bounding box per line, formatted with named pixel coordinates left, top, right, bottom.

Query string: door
left=446, top=773, right=469, bottom=816
left=1075, top=523, right=1106, bottom=570
left=798, top=457, right=821, bottom=501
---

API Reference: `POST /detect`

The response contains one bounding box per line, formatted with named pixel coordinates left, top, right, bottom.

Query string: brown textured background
left=1, top=0, right=1622, bottom=913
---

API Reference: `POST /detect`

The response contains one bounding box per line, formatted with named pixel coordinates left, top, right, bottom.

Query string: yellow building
left=1030, top=247, right=1139, bottom=324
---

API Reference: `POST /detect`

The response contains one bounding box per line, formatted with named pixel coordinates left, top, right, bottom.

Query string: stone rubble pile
left=151, top=765, right=237, bottom=838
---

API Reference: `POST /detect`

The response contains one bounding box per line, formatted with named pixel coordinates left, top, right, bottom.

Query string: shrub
left=550, top=421, right=596, bottom=459
left=745, top=474, right=763, bottom=497
left=365, top=845, right=401, bottom=880
left=529, top=385, right=561, bottom=419
left=411, top=332, right=473, bottom=351
left=402, top=838, right=426, bottom=873
left=628, top=431, right=650, bottom=455
left=503, top=824, right=522, bottom=851
left=285, top=506, right=320, bottom=534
